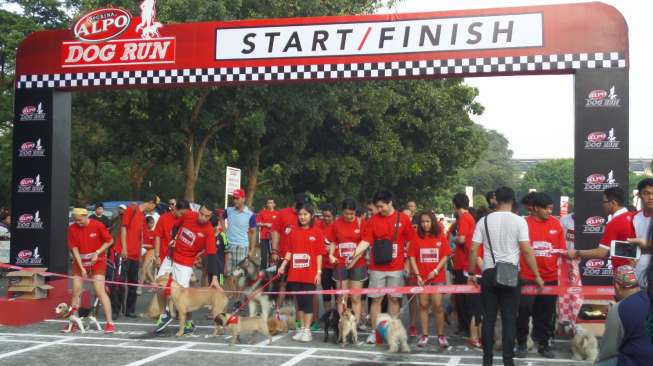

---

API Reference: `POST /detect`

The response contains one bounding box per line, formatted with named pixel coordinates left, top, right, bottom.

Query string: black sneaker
left=538, top=344, right=555, bottom=359
left=514, top=343, right=528, bottom=358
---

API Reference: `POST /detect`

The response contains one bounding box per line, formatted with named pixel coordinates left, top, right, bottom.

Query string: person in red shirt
left=278, top=203, right=325, bottom=343
left=568, top=187, right=635, bottom=272
left=315, top=203, right=336, bottom=320
left=350, top=190, right=416, bottom=344
left=154, top=200, right=191, bottom=264
left=256, top=198, right=277, bottom=269
left=516, top=193, right=566, bottom=358
left=452, top=193, right=482, bottom=346
left=68, top=208, right=115, bottom=333
left=154, top=204, right=221, bottom=334
left=327, top=198, right=367, bottom=322
left=121, top=195, right=159, bottom=318
left=409, top=211, right=451, bottom=348
left=271, top=193, right=306, bottom=308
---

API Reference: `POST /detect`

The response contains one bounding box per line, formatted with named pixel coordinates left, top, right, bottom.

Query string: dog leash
left=232, top=272, right=281, bottom=314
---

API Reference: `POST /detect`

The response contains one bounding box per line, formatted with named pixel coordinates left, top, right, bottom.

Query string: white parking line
left=446, top=356, right=461, bottom=366
left=125, top=343, right=195, bottom=366
left=279, top=348, right=317, bottom=366
left=0, top=337, right=71, bottom=360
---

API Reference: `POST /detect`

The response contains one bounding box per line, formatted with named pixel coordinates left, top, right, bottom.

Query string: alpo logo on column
left=585, top=86, right=621, bottom=108
left=584, top=171, right=619, bottom=192
left=585, top=129, right=620, bottom=150
left=19, top=103, right=46, bottom=121
left=582, top=216, right=605, bottom=234
left=16, top=211, right=44, bottom=230
left=18, top=139, right=45, bottom=157
left=17, top=175, right=45, bottom=193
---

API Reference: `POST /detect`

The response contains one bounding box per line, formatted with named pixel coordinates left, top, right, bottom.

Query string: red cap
left=232, top=189, right=246, bottom=199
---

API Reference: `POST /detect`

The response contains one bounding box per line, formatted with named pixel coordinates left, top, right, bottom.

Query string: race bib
left=532, top=241, right=553, bottom=257
left=178, top=227, right=197, bottom=247
left=419, top=248, right=439, bottom=263
left=80, top=253, right=94, bottom=268
left=338, top=242, right=357, bottom=261
left=292, top=253, right=310, bottom=269
left=392, top=243, right=398, bottom=259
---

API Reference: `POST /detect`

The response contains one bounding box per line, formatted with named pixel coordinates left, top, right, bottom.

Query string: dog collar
left=226, top=315, right=239, bottom=325
left=64, top=306, right=78, bottom=318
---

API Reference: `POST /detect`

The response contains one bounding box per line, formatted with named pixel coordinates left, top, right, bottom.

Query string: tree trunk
left=127, top=161, right=149, bottom=200
left=246, top=150, right=261, bottom=207
left=183, top=134, right=196, bottom=202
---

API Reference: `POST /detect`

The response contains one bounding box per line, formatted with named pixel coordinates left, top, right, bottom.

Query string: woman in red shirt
left=278, top=203, right=325, bottom=343
left=409, top=211, right=451, bottom=349
left=327, top=198, right=367, bottom=323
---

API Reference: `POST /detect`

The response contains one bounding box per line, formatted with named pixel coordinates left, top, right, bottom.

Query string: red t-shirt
left=325, top=216, right=366, bottom=268
left=316, top=219, right=334, bottom=269
left=286, top=225, right=327, bottom=284
left=257, top=209, right=277, bottom=240
left=121, top=204, right=145, bottom=261
left=520, top=216, right=566, bottom=282
left=68, top=219, right=113, bottom=267
left=171, top=211, right=217, bottom=267
left=154, top=211, right=177, bottom=261
left=272, top=207, right=298, bottom=258
left=453, top=211, right=476, bottom=271
left=143, top=227, right=156, bottom=249
left=408, top=232, right=451, bottom=283
left=362, top=211, right=415, bottom=272
left=599, top=211, right=636, bottom=270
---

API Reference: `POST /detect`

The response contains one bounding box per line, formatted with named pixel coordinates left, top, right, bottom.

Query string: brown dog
left=214, top=313, right=272, bottom=345
left=155, top=274, right=228, bottom=336
left=141, top=249, right=158, bottom=285
left=338, top=307, right=358, bottom=346
left=267, top=317, right=288, bottom=335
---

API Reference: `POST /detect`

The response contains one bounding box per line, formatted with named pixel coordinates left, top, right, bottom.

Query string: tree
left=461, top=127, right=517, bottom=196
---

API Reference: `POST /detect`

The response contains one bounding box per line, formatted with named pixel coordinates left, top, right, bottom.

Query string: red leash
left=233, top=272, right=281, bottom=314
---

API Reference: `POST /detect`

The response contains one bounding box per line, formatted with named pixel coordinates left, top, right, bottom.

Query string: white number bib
left=419, top=248, right=439, bottom=263
left=338, top=242, right=357, bottom=261
left=178, top=227, right=197, bottom=247
left=292, top=253, right=310, bottom=269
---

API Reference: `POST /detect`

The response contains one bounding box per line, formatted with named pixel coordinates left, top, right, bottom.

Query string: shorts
left=368, top=270, right=404, bottom=298
left=333, top=265, right=368, bottom=282
left=72, top=259, right=107, bottom=277
left=321, top=268, right=336, bottom=302
left=157, top=257, right=193, bottom=288
left=288, top=282, right=315, bottom=314
left=230, top=246, right=249, bottom=271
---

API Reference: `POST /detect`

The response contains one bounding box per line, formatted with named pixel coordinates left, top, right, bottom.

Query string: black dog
left=321, top=309, right=340, bottom=343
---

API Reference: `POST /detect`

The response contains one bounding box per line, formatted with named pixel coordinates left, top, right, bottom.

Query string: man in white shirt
left=467, top=187, right=543, bottom=366
left=628, top=178, right=653, bottom=287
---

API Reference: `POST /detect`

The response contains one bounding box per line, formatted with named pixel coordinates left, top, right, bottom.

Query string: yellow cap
left=71, top=208, right=88, bottom=216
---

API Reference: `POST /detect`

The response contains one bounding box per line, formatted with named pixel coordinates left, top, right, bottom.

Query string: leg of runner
left=350, top=280, right=364, bottom=325
left=71, top=274, right=83, bottom=308
left=433, top=293, right=449, bottom=348
left=92, top=274, right=115, bottom=333
left=417, top=293, right=430, bottom=347
left=408, top=276, right=418, bottom=337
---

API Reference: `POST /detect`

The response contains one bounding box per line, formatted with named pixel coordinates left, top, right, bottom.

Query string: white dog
left=55, top=302, right=101, bottom=333
left=376, top=313, right=410, bottom=353
left=567, top=324, right=598, bottom=361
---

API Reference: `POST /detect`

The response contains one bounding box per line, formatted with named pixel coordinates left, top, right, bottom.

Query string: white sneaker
left=366, top=330, right=376, bottom=344
left=300, top=330, right=312, bottom=342
left=292, top=329, right=305, bottom=341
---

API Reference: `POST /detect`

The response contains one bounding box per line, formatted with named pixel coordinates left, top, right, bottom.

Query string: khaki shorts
left=368, top=270, right=404, bottom=298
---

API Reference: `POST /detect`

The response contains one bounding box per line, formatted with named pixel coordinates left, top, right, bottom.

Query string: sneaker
left=438, top=336, right=450, bottom=349
left=300, top=329, right=313, bottom=342
left=538, top=344, right=555, bottom=359
left=514, top=343, right=528, bottom=358
left=310, top=322, right=320, bottom=332
left=417, top=335, right=429, bottom=347
left=136, top=287, right=143, bottom=295
left=292, top=328, right=306, bottom=341
left=104, top=322, right=116, bottom=334
left=366, top=330, right=376, bottom=344
left=467, top=338, right=482, bottom=348
left=409, top=326, right=417, bottom=337
left=183, top=321, right=195, bottom=335
left=155, top=312, right=173, bottom=333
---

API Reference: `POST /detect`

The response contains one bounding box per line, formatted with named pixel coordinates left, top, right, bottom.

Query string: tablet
left=610, top=240, right=641, bottom=260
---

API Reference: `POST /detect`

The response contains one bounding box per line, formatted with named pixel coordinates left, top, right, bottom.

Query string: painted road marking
left=125, top=343, right=195, bottom=366
left=0, top=337, right=71, bottom=360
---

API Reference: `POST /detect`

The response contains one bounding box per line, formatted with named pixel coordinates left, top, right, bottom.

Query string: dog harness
left=226, top=315, right=239, bottom=325
left=376, top=320, right=389, bottom=343
left=64, top=306, right=78, bottom=319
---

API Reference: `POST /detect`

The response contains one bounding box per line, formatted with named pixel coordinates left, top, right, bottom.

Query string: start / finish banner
left=15, top=2, right=627, bottom=91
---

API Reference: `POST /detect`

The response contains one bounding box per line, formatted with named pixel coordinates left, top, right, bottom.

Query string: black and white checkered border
left=17, top=52, right=626, bottom=89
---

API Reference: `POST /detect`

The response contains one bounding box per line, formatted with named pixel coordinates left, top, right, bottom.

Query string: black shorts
left=288, top=282, right=316, bottom=314
left=321, top=268, right=336, bottom=302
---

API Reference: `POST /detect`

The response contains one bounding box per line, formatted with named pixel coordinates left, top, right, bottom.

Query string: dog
left=55, top=302, right=102, bottom=333
left=321, top=308, right=340, bottom=343
left=141, top=249, right=158, bottom=285
left=214, top=313, right=272, bottom=345
left=338, top=307, right=358, bottom=346
left=376, top=313, right=410, bottom=353
left=566, top=324, right=598, bottom=361
left=230, top=256, right=272, bottom=321
left=155, top=274, right=228, bottom=336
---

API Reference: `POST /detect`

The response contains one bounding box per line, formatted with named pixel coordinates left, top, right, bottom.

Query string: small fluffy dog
left=321, top=308, right=340, bottom=343
left=338, top=307, right=358, bottom=346
left=214, top=313, right=272, bottom=345
left=376, top=313, right=410, bottom=353
left=155, top=274, right=228, bottom=336
left=567, top=324, right=598, bottom=361
left=55, top=302, right=101, bottom=333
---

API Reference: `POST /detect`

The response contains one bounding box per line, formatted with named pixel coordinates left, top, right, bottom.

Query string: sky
left=379, top=0, right=653, bottom=159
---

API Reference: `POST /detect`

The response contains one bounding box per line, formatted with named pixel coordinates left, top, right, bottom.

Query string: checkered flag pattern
left=17, top=51, right=626, bottom=89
